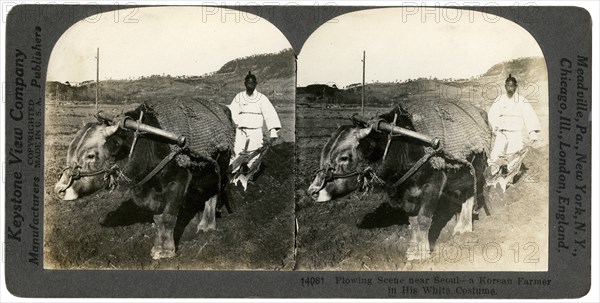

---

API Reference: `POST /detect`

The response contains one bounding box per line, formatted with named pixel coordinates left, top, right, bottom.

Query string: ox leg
left=406, top=184, right=438, bottom=261
left=151, top=213, right=177, bottom=259
left=406, top=216, right=433, bottom=261
left=149, top=173, right=191, bottom=260
left=453, top=196, right=475, bottom=235
left=197, top=195, right=217, bottom=232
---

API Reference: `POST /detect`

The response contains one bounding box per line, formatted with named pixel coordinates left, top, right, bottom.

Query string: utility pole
left=323, top=87, right=327, bottom=110
left=95, top=47, right=99, bottom=113
left=361, top=50, right=365, bottom=115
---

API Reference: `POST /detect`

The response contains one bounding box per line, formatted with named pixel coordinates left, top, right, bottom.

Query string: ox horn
left=102, top=124, right=119, bottom=137
left=96, top=111, right=186, bottom=147
left=355, top=126, right=372, bottom=140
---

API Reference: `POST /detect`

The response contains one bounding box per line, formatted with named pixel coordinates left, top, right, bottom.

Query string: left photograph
left=44, top=6, right=296, bottom=269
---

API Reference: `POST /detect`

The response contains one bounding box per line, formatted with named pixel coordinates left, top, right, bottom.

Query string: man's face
left=505, top=81, right=517, bottom=96
left=245, top=79, right=257, bottom=92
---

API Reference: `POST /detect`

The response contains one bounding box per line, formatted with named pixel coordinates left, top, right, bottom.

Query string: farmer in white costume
left=487, top=74, right=541, bottom=176
left=229, top=71, right=281, bottom=187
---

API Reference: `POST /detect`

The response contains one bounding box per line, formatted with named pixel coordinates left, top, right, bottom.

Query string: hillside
left=298, top=56, right=548, bottom=109
left=46, top=48, right=295, bottom=106
left=482, top=57, right=547, bottom=81
left=217, top=49, right=295, bottom=79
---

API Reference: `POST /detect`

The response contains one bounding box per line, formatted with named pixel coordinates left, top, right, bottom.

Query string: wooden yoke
left=96, top=111, right=187, bottom=147
left=351, top=113, right=440, bottom=149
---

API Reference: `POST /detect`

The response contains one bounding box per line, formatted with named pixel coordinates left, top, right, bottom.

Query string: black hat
left=245, top=71, right=257, bottom=83
left=505, top=74, right=517, bottom=85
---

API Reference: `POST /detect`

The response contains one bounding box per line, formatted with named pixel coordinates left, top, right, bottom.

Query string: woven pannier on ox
left=144, top=97, right=235, bottom=168
left=400, top=99, right=491, bottom=169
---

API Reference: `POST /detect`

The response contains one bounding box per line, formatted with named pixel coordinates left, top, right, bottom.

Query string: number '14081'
left=301, top=277, right=324, bottom=287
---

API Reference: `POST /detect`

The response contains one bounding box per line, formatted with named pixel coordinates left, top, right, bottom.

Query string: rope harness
left=312, top=163, right=378, bottom=193
left=313, top=164, right=364, bottom=183
left=387, top=146, right=440, bottom=189
left=59, top=107, right=225, bottom=194
left=60, top=149, right=178, bottom=192
left=311, top=136, right=483, bottom=214
left=59, top=163, right=124, bottom=191
left=313, top=144, right=441, bottom=195
left=313, top=111, right=443, bottom=193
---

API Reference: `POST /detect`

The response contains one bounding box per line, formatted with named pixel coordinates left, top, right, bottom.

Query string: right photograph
left=295, top=7, right=549, bottom=271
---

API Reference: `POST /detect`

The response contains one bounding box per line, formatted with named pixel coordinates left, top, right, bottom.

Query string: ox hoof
left=406, top=242, right=432, bottom=261
left=452, top=223, right=472, bottom=235
left=196, top=222, right=216, bottom=233
left=151, top=247, right=176, bottom=259
left=406, top=251, right=431, bottom=261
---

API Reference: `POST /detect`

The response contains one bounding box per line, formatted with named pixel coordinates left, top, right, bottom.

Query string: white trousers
left=488, top=130, right=524, bottom=165
left=232, top=127, right=263, bottom=169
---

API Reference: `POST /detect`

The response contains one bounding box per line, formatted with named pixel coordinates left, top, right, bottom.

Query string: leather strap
left=134, top=150, right=180, bottom=187
left=388, top=148, right=438, bottom=188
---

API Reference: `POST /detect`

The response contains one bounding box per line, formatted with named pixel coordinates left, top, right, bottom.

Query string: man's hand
left=268, top=128, right=279, bottom=145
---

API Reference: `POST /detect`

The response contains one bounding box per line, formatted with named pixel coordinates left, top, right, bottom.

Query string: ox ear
left=106, top=134, right=125, bottom=156
left=357, top=136, right=382, bottom=162
left=102, top=125, right=119, bottom=138
left=355, top=126, right=372, bottom=140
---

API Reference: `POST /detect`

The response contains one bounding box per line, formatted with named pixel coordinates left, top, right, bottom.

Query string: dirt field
left=295, top=106, right=549, bottom=271
left=44, top=103, right=295, bottom=270
left=44, top=100, right=549, bottom=271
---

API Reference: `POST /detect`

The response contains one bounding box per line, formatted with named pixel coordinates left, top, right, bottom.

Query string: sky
left=297, top=7, right=544, bottom=87
left=47, top=6, right=291, bottom=83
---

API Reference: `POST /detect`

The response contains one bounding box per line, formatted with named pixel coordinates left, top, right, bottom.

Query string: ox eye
left=339, top=155, right=350, bottom=162
left=86, top=153, right=96, bottom=160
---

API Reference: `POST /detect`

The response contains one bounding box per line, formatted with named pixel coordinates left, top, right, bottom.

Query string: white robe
left=487, top=92, right=541, bottom=164
left=228, top=90, right=282, bottom=165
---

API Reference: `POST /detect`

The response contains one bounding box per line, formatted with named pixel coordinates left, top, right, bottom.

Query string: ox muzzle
left=307, top=164, right=373, bottom=202
left=55, top=166, right=82, bottom=201
left=307, top=126, right=376, bottom=202
left=307, top=166, right=336, bottom=202
left=54, top=164, right=115, bottom=201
